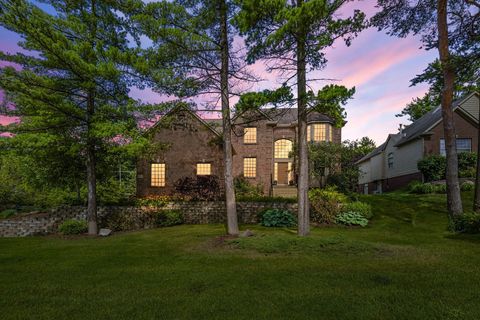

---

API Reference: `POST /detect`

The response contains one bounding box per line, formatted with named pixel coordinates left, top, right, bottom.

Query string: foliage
left=309, top=137, right=376, bottom=193
left=341, top=202, right=372, bottom=219
left=154, top=210, right=184, bottom=228
left=234, top=176, right=263, bottom=197
left=408, top=181, right=449, bottom=194
left=135, top=196, right=177, bottom=208
left=461, top=181, right=475, bottom=192
left=236, top=195, right=297, bottom=203
left=259, top=209, right=296, bottom=228
left=58, top=220, right=88, bottom=235
left=307, top=85, right=355, bottom=127
left=418, top=153, right=477, bottom=182
left=0, top=209, right=16, bottom=219
left=451, top=213, right=480, bottom=234
left=417, top=155, right=448, bottom=182
left=335, top=211, right=368, bottom=227
left=174, top=176, right=221, bottom=201
left=308, top=187, right=348, bottom=224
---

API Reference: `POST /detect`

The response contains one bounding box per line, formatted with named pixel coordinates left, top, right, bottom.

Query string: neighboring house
left=136, top=106, right=342, bottom=198
left=357, top=92, right=479, bottom=194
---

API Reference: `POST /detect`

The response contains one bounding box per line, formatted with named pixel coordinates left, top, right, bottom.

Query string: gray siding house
left=357, top=92, right=479, bottom=194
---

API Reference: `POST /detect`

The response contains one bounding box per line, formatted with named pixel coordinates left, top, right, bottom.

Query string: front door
left=277, top=162, right=289, bottom=185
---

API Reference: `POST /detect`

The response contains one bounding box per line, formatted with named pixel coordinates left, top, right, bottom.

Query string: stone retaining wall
left=0, top=202, right=297, bottom=237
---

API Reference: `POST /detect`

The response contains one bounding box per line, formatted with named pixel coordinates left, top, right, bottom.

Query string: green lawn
left=2, top=193, right=480, bottom=320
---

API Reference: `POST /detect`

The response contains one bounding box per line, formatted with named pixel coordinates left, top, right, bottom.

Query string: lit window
left=197, top=163, right=211, bottom=175
left=151, top=163, right=165, bottom=187
left=244, top=127, right=257, bottom=144
left=243, top=158, right=256, bottom=178
left=440, top=138, right=472, bottom=156
left=387, top=153, right=394, bottom=169
left=307, top=123, right=331, bottom=142
left=274, top=139, right=293, bottom=158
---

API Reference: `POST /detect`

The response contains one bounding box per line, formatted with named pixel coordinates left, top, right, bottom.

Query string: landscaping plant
left=341, top=201, right=372, bottom=219
left=309, top=186, right=348, bottom=224
left=259, top=209, right=296, bottom=228
left=58, top=220, right=88, bottom=235
left=335, top=211, right=369, bottom=227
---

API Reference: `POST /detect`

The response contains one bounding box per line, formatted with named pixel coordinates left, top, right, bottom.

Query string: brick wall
left=0, top=202, right=298, bottom=237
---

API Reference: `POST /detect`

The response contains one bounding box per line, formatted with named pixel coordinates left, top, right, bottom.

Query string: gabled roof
left=394, top=92, right=479, bottom=147
left=145, top=104, right=222, bottom=137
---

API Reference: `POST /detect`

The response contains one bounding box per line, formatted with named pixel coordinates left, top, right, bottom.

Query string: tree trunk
left=437, top=0, right=463, bottom=218
left=296, top=0, right=310, bottom=236
left=86, top=90, right=98, bottom=235
left=474, top=121, right=480, bottom=212
left=219, top=0, right=239, bottom=235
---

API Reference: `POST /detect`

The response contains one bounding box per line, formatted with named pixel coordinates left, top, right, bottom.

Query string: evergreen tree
left=235, top=0, right=365, bottom=236
left=137, top=0, right=260, bottom=235
left=373, top=0, right=480, bottom=218
left=0, top=0, right=161, bottom=234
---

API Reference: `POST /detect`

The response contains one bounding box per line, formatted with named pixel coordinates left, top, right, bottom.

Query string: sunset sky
left=0, top=1, right=438, bottom=145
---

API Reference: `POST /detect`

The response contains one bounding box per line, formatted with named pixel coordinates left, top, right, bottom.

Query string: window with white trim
left=151, top=163, right=165, bottom=187
left=440, top=138, right=472, bottom=156
left=387, top=153, right=394, bottom=169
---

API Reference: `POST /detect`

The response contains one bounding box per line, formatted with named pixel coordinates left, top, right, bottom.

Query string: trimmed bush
left=451, top=213, right=480, bottom=234
left=309, top=186, right=348, bottom=224
left=461, top=181, right=475, bottom=191
left=418, top=155, right=447, bottom=182
left=58, top=219, right=88, bottom=235
left=154, top=210, right=184, bottom=227
left=259, top=209, right=296, bottom=228
left=174, top=176, right=220, bottom=200
left=335, top=211, right=368, bottom=227
left=409, top=182, right=438, bottom=194
left=434, top=183, right=447, bottom=194
left=342, top=202, right=372, bottom=219
left=234, top=176, right=263, bottom=197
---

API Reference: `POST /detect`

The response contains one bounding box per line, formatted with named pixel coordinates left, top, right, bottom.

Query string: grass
left=1, top=192, right=480, bottom=319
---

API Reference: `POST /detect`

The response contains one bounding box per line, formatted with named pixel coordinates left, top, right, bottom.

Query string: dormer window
left=244, top=127, right=257, bottom=144
left=307, top=123, right=331, bottom=142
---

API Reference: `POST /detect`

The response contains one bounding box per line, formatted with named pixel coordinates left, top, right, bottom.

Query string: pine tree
left=372, top=0, right=480, bottom=218
left=137, top=0, right=259, bottom=235
left=235, top=0, right=365, bottom=236
left=0, top=0, right=161, bottom=234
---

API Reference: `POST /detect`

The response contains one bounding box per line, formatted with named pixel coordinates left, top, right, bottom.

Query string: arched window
left=274, top=139, right=293, bottom=159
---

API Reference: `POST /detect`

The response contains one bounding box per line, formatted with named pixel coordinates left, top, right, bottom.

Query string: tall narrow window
left=274, top=139, right=293, bottom=158
left=151, top=163, right=165, bottom=187
left=387, top=153, right=394, bottom=169
left=197, top=163, right=211, bottom=175
left=243, top=127, right=257, bottom=144
left=243, top=158, right=256, bottom=178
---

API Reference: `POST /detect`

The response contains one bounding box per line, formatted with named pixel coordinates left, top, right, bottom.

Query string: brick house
left=136, top=105, right=341, bottom=198
left=357, top=92, right=479, bottom=194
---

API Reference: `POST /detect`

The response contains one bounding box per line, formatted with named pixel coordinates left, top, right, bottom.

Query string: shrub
left=433, top=183, right=447, bottom=194
left=58, top=219, right=88, bottom=235
left=418, top=155, right=447, bottom=182
left=342, top=202, right=372, bottom=219
left=335, top=211, right=369, bottom=227
left=234, top=176, right=263, bottom=197
left=409, top=182, right=436, bottom=194
left=461, top=181, right=475, bottom=191
left=259, top=209, right=296, bottom=228
left=174, top=176, right=220, bottom=200
left=459, top=168, right=476, bottom=178
left=451, top=213, right=480, bottom=234
left=458, top=152, right=477, bottom=172
left=237, top=195, right=297, bottom=203
left=309, top=186, right=348, bottom=224
left=0, top=209, right=16, bottom=219
left=154, top=210, right=184, bottom=227
left=135, top=195, right=177, bottom=207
